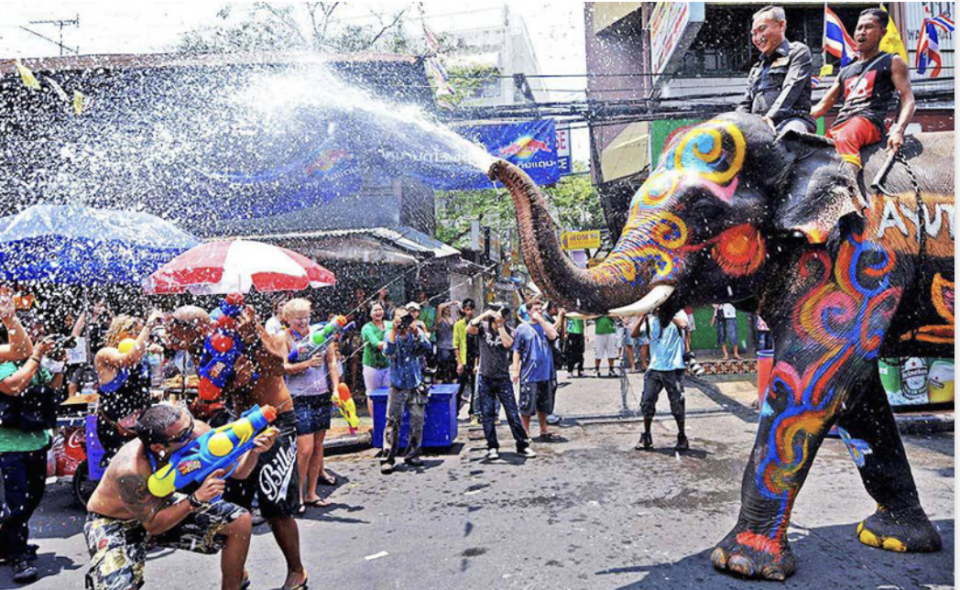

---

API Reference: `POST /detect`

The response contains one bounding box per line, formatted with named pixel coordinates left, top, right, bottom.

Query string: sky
left=0, top=2, right=590, bottom=158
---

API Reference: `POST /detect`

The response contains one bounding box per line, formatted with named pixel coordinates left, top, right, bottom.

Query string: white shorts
left=363, top=366, right=391, bottom=394
left=595, top=333, right=617, bottom=360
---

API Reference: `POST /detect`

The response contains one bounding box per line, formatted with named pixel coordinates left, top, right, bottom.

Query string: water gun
left=287, top=315, right=355, bottom=362
left=147, top=404, right=278, bottom=498
left=334, top=383, right=359, bottom=434
left=198, top=293, right=252, bottom=402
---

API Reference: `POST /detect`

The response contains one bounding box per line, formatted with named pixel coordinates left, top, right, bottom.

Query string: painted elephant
left=489, top=112, right=953, bottom=580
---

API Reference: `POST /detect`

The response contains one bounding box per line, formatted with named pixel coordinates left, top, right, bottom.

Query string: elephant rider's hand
left=761, top=116, right=776, bottom=132
left=887, top=127, right=905, bottom=153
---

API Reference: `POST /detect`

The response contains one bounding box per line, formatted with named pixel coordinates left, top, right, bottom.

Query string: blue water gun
left=198, top=293, right=251, bottom=402
left=288, top=315, right=356, bottom=362
left=147, top=404, right=278, bottom=498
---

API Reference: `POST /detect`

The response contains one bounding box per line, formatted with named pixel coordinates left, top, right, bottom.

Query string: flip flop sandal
left=304, top=498, right=330, bottom=507
left=283, top=577, right=309, bottom=590
left=318, top=473, right=338, bottom=486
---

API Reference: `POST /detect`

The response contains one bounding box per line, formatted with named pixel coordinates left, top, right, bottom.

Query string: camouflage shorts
left=84, top=499, right=248, bottom=590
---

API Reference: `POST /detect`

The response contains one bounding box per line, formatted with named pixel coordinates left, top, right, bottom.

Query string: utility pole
left=21, top=14, right=79, bottom=56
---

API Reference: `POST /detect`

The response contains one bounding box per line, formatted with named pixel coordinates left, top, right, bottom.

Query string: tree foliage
left=435, top=162, right=603, bottom=249
left=435, top=64, right=500, bottom=109
left=175, top=3, right=409, bottom=54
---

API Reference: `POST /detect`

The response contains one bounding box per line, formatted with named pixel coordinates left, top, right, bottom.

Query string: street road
left=8, top=370, right=954, bottom=590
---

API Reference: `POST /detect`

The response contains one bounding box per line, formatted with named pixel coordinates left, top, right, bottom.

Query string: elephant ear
left=774, top=132, right=862, bottom=245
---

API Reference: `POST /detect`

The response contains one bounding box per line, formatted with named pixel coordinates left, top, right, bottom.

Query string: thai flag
left=811, top=76, right=821, bottom=89
left=916, top=16, right=944, bottom=77
left=824, top=6, right=859, bottom=66
left=930, top=14, right=955, bottom=33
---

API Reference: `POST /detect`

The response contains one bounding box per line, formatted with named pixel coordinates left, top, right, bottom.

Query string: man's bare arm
left=810, top=81, right=842, bottom=119
left=887, top=55, right=915, bottom=152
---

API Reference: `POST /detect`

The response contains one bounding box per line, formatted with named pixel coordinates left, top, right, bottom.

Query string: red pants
left=826, top=116, right=882, bottom=169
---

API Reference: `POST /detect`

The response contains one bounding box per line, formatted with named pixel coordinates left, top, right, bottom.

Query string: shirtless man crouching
left=85, top=404, right=277, bottom=590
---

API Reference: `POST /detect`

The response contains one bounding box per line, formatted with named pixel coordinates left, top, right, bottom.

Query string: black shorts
left=224, top=410, right=300, bottom=519
left=640, top=370, right=685, bottom=419
left=293, top=395, right=332, bottom=436
left=518, top=380, right=555, bottom=416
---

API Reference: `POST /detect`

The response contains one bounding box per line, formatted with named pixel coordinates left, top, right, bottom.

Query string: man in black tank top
left=810, top=9, right=915, bottom=203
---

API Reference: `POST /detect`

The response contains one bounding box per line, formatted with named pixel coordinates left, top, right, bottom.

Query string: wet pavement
left=9, top=369, right=954, bottom=590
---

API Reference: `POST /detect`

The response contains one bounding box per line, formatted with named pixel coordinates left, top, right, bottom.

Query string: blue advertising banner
left=378, top=119, right=561, bottom=191
left=460, top=119, right=561, bottom=189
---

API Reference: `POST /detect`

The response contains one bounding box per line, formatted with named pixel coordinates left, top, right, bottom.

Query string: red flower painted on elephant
left=710, top=224, right=765, bottom=276
left=735, top=531, right=782, bottom=557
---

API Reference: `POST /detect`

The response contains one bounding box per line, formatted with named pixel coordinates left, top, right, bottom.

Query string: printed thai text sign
left=561, top=230, right=601, bottom=251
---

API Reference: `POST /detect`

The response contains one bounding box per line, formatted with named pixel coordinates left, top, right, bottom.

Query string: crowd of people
left=0, top=6, right=920, bottom=586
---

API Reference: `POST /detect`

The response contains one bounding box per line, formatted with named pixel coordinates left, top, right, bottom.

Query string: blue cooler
left=370, top=384, right=458, bottom=449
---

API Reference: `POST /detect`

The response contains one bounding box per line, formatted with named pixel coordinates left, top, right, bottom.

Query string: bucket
left=877, top=358, right=901, bottom=395
left=757, top=350, right=775, bottom=404
left=927, top=359, right=955, bottom=404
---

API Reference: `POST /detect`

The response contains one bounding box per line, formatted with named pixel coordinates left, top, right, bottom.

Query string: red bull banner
left=462, top=119, right=561, bottom=189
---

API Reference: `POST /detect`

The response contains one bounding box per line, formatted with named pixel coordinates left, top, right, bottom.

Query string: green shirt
left=361, top=321, right=393, bottom=369
left=0, top=362, right=52, bottom=452
left=595, top=316, right=616, bottom=335
left=420, top=304, right=437, bottom=331
left=566, top=318, right=584, bottom=335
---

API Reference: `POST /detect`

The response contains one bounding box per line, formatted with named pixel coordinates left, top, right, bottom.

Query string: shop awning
left=227, top=226, right=459, bottom=265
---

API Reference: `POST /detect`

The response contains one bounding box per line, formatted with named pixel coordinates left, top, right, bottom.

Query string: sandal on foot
left=318, top=473, right=338, bottom=486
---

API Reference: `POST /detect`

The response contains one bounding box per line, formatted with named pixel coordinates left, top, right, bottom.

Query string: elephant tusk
left=608, top=285, right=676, bottom=317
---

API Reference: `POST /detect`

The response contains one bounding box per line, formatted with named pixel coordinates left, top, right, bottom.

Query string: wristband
left=187, top=493, right=208, bottom=509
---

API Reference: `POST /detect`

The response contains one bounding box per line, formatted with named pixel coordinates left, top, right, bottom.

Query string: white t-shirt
left=265, top=316, right=285, bottom=335
left=720, top=304, right=737, bottom=319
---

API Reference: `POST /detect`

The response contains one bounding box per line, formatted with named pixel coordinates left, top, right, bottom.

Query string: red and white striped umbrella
left=142, top=240, right=336, bottom=295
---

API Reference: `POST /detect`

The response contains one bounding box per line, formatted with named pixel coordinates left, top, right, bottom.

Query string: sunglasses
left=167, top=416, right=195, bottom=446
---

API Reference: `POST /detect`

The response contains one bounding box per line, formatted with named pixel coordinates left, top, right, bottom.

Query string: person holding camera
left=380, top=308, right=433, bottom=474
left=0, top=311, right=64, bottom=583
left=467, top=304, right=534, bottom=461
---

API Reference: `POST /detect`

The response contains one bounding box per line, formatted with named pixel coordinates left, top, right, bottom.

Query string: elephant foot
left=857, top=506, right=942, bottom=553
left=711, top=527, right=796, bottom=581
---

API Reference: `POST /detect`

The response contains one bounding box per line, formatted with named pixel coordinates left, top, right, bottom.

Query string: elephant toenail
left=710, top=547, right=728, bottom=569
left=882, top=537, right=907, bottom=552
left=728, top=554, right=756, bottom=577
left=761, top=565, right=786, bottom=581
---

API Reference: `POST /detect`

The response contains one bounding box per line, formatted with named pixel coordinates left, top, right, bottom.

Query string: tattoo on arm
left=118, top=474, right=163, bottom=523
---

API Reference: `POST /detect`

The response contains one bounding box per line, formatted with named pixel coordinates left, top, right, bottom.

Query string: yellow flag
left=819, top=64, right=834, bottom=77
left=879, top=4, right=909, bottom=62
left=15, top=61, right=41, bottom=90
left=73, top=90, right=86, bottom=115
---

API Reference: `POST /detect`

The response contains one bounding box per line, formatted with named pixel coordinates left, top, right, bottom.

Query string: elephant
left=488, top=112, right=953, bottom=581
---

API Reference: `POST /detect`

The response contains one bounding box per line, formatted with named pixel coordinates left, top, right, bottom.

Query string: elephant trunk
left=489, top=160, right=647, bottom=314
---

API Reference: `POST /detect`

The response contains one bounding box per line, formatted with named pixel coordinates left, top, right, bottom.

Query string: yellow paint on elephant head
left=671, top=121, right=746, bottom=186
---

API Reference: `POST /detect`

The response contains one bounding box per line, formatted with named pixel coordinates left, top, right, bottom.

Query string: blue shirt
left=383, top=331, right=432, bottom=389
left=640, top=313, right=687, bottom=372
left=512, top=322, right=554, bottom=383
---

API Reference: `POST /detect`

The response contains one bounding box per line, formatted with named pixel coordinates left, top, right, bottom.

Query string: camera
left=684, top=351, right=705, bottom=377
left=49, top=335, right=77, bottom=354
left=397, top=313, right=415, bottom=331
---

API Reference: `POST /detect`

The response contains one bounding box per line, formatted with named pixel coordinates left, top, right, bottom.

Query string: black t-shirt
left=834, top=52, right=898, bottom=134
left=477, top=322, right=513, bottom=380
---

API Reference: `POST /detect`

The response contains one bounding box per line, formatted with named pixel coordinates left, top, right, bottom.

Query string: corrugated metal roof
left=225, top=226, right=460, bottom=259
left=0, top=51, right=418, bottom=75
